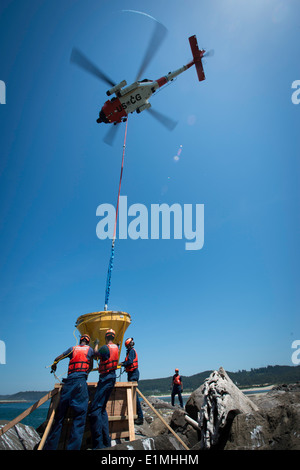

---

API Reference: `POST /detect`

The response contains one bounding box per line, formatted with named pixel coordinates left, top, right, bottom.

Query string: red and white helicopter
left=71, top=25, right=212, bottom=144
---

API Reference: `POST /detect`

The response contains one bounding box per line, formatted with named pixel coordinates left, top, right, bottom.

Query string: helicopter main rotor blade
left=135, top=21, right=168, bottom=81
left=147, top=108, right=177, bottom=131
left=103, top=123, right=121, bottom=146
left=70, top=48, right=116, bottom=87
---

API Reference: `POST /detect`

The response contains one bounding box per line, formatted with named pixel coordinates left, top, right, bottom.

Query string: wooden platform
left=89, top=381, right=137, bottom=440
left=41, top=381, right=137, bottom=449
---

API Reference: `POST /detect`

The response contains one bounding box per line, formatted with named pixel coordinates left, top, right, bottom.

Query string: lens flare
left=174, top=144, right=183, bottom=161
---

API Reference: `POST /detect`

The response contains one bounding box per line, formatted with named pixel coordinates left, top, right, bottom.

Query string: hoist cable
left=104, top=120, right=128, bottom=310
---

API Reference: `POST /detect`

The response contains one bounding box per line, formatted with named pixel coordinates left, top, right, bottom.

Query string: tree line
left=138, top=365, right=300, bottom=395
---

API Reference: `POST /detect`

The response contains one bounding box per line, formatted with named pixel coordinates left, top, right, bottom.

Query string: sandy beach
left=240, top=384, right=273, bottom=394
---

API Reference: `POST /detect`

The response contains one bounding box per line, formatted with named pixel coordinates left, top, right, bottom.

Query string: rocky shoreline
left=1, top=367, right=299, bottom=450
left=102, top=369, right=300, bottom=451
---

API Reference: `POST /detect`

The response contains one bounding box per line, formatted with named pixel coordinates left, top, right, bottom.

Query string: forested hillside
left=1, top=365, right=299, bottom=400
left=138, top=365, right=300, bottom=395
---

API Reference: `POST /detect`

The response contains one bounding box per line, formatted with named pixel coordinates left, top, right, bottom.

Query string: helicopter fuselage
left=98, top=80, right=156, bottom=124
left=97, top=60, right=197, bottom=125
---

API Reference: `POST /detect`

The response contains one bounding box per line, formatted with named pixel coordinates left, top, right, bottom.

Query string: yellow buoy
left=75, top=310, right=131, bottom=363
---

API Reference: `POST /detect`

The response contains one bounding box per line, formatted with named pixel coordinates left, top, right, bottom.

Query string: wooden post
left=126, top=387, right=135, bottom=441
left=136, top=388, right=190, bottom=451
left=37, top=388, right=61, bottom=450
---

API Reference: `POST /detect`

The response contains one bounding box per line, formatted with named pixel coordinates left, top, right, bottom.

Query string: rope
left=104, top=120, right=128, bottom=310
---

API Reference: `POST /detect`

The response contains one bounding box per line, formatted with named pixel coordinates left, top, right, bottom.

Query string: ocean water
left=0, top=402, right=50, bottom=429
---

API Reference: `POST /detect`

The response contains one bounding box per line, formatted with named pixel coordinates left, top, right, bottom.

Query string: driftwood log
left=198, top=367, right=259, bottom=449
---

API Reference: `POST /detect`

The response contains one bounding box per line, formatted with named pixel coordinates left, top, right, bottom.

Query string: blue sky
left=0, top=0, right=299, bottom=394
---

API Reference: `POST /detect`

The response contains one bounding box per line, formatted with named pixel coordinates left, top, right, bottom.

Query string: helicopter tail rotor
left=203, top=49, right=215, bottom=58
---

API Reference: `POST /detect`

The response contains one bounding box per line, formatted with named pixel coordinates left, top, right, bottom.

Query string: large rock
left=170, top=408, right=200, bottom=448
left=185, top=384, right=205, bottom=420
left=225, top=384, right=300, bottom=450
left=137, top=397, right=175, bottom=438
left=198, top=367, right=259, bottom=449
left=145, top=397, right=174, bottom=410
left=251, top=382, right=300, bottom=410
left=0, top=422, right=41, bottom=450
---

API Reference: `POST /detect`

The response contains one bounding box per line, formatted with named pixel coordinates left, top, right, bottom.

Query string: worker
left=44, top=334, right=94, bottom=450
left=171, top=368, right=184, bottom=408
left=88, top=328, right=119, bottom=449
left=121, top=337, right=143, bottom=425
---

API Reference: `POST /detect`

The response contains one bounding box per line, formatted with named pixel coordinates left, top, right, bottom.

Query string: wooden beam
left=126, top=388, right=135, bottom=441
left=87, top=381, right=138, bottom=388
left=108, top=415, right=137, bottom=421
left=0, top=387, right=61, bottom=438
left=136, top=388, right=190, bottom=451
left=37, top=390, right=61, bottom=450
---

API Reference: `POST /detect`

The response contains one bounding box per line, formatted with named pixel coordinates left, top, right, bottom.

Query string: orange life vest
left=173, top=374, right=181, bottom=385
left=98, top=343, right=119, bottom=374
left=68, top=345, right=91, bottom=375
left=124, top=348, right=138, bottom=372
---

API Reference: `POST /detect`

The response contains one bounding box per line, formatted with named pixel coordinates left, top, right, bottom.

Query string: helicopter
left=70, top=25, right=212, bottom=144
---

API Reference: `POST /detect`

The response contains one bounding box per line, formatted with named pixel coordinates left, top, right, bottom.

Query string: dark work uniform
left=171, top=373, right=183, bottom=408
left=44, top=345, right=94, bottom=450
left=123, top=348, right=143, bottom=421
left=89, top=343, right=118, bottom=449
